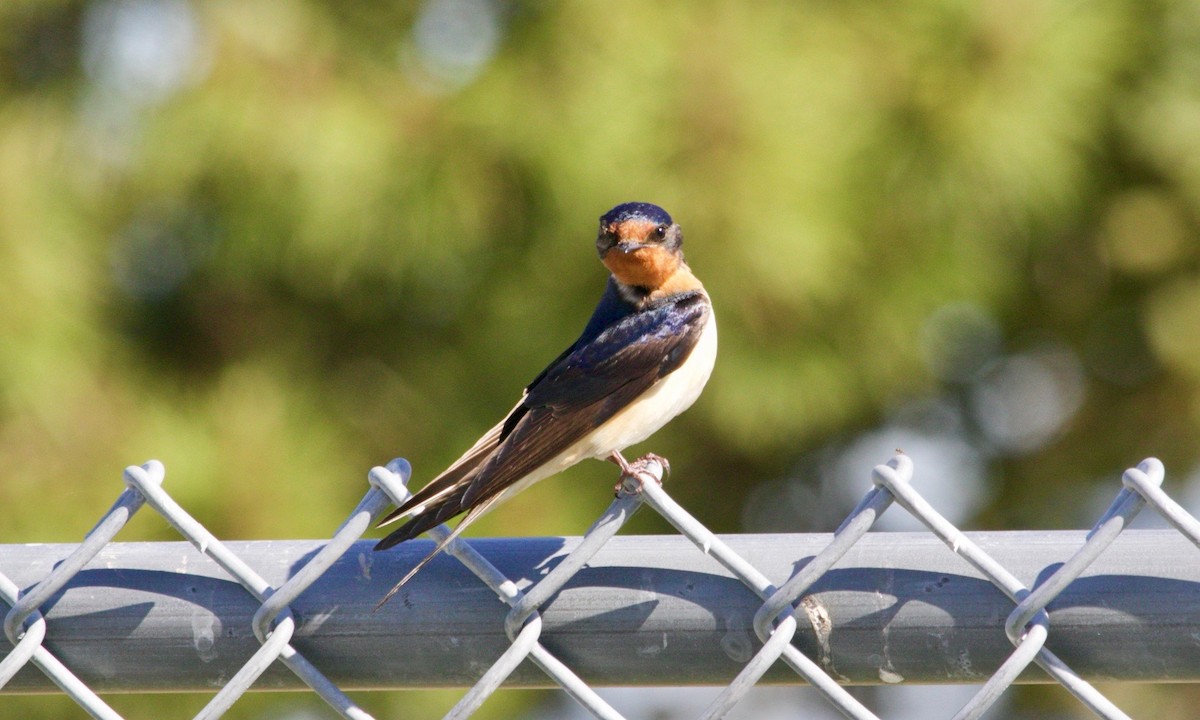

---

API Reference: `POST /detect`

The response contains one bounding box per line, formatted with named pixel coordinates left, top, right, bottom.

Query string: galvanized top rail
left=2, top=454, right=1197, bottom=720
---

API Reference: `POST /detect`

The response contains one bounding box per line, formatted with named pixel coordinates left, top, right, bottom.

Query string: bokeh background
left=3, top=0, right=1200, bottom=718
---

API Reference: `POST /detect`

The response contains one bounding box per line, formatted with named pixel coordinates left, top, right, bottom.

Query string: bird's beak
left=616, top=240, right=647, bottom=254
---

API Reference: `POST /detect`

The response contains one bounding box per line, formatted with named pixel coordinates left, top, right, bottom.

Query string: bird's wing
left=376, top=308, right=605, bottom=534
left=461, top=291, right=710, bottom=507
left=375, top=399, right=523, bottom=531
left=375, top=290, right=709, bottom=549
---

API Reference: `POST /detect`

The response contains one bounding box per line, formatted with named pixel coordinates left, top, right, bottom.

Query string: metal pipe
left=3, top=530, right=1198, bottom=692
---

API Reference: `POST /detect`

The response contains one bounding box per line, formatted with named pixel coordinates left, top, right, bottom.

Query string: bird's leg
left=608, top=451, right=636, bottom=495
left=607, top=450, right=635, bottom=475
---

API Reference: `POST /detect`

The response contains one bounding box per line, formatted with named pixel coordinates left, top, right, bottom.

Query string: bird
left=373, top=202, right=717, bottom=605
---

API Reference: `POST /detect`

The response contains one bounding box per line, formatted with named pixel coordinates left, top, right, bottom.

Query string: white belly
left=493, top=310, right=718, bottom=504
left=580, top=309, right=717, bottom=456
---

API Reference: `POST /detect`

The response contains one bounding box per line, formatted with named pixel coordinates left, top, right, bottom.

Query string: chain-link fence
left=2, top=453, right=1198, bottom=719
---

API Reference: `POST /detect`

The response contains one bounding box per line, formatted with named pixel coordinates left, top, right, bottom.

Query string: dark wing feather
left=374, top=400, right=521, bottom=533
left=459, top=291, right=710, bottom=507
left=375, top=289, right=708, bottom=549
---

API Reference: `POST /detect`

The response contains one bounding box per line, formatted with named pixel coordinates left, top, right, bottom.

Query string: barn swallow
left=374, top=202, right=716, bottom=603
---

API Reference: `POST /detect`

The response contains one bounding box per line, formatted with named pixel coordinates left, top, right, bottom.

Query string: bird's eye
left=653, top=225, right=667, bottom=239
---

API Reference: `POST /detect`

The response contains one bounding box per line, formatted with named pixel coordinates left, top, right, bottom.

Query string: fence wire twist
left=1, top=452, right=1196, bottom=719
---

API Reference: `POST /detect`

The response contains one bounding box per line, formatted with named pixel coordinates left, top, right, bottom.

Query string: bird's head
left=596, top=202, right=686, bottom=291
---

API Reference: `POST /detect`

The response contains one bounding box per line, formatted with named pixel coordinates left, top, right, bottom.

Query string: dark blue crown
left=600, top=202, right=673, bottom=227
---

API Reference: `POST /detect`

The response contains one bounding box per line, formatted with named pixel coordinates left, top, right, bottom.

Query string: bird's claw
left=613, top=453, right=670, bottom=496
left=639, top=453, right=671, bottom=479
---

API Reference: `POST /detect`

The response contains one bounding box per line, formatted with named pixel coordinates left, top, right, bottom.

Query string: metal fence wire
left=2, top=452, right=1199, bottom=719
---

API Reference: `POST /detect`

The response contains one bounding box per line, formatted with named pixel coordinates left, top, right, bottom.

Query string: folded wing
left=374, top=290, right=709, bottom=550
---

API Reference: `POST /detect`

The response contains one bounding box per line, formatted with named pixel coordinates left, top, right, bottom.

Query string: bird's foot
left=611, top=452, right=670, bottom=496
left=635, top=453, right=671, bottom=480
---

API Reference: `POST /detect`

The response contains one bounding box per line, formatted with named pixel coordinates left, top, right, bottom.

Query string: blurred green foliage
left=3, top=0, right=1200, bottom=718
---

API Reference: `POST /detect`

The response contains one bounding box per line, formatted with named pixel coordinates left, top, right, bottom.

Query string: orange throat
left=604, top=249, right=705, bottom=304
left=604, top=247, right=687, bottom=289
